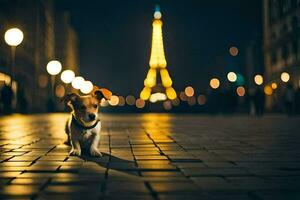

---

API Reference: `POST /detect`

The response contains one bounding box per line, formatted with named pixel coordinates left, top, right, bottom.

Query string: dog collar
left=71, top=115, right=100, bottom=130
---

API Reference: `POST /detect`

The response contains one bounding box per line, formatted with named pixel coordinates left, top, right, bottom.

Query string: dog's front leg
left=90, top=133, right=102, bottom=157
left=70, top=138, right=81, bottom=156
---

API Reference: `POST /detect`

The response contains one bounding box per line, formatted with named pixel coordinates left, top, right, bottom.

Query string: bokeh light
left=264, top=85, right=273, bottom=95
left=197, top=95, right=206, bottom=105
left=236, top=86, right=245, bottom=97
left=254, top=74, right=263, bottom=85
left=71, top=76, right=84, bottom=89
left=281, top=72, right=290, bottom=82
left=80, top=80, right=93, bottom=94
left=271, top=82, right=278, bottom=90
left=227, top=72, right=237, bottom=82
left=150, top=92, right=167, bottom=103
left=187, top=96, right=196, bottom=106
left=166, top=87, right=177, bottom=100
left=4, top=28, right=24, bottom=46
left=46, top=60, right=62, bottom=76
left=163, top=100, right=172, bottom=110
left=136, top=98, right=145, bottom=108
left=108, top=95, right=119, bottom=106
left=229, top=46, right=239, bottom=56
left=210, top=78, right=220, bottom=89
left=38, top=75, right=48, bottom=88
left=185, top=86, right=194, bottom=97
left=171, top=98, right=180, bottom=106
left=118, top=96, right=125, bottom=106
left=55, top=84, right=65, bottom=98
left=60, top=70, right=75, bottom=84
left=154, top=11, right=162, bottom=19
left=126, top=95, right=136, bottom=105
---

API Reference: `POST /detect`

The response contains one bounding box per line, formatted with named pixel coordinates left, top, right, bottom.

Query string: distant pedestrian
left=284, top=83, right=295, bottom=116
left=0, top=84, right=14, bottom=114
left=253, top=87, right=265, bottom=116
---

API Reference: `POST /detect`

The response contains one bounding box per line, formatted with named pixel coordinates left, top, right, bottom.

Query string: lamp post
left=46, top=60, right=62, bottom=98
left=4, top=28, right=24, bottom=86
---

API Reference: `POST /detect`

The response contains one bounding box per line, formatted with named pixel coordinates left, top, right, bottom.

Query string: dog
left=63, top=87, right=112, bottom=157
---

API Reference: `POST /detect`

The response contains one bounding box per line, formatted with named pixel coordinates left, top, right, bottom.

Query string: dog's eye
left=93, top=104, right=98, bottom=108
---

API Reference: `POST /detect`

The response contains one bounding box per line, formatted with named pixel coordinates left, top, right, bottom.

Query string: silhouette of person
left=1, top=83, right=14, bottom=114
left=284, top=83, right=295, bottom=116
left=253, top=87, right=265, bottom=116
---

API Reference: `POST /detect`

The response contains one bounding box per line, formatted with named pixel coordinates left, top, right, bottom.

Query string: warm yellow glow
left=150, top=92, right=167, bottom=103
left=126, top=95, right=136, bottom=105
left=55, top=84, right=65, bottom=98
left=136, top=98, right=145, bottom=108
left=160, top=69, right=172, bottom=87
left=71, top=76, right=84, bottom=89
left=60, top=70, right=75, bottom=84
left=46, top=60, right=62, bottom=75
left=38, top=75, right=48, bottom=88
left=281, top=72, right=290, bottom=83
left=210, top=78, right=220, bottom=89
left=100, top=99, right=109, bottom=107
left=118, top=96, right=125, bottom=106
left=109, top=95, right=119, bottom=106
left=254, top=74, right=263, bottom=85
left=149, top=19, right=167, bottom=68
left=229, top=46, right=238, bottom=56
left=140, top=87, right=151, bottom=100
left=264, top=85, right=273, bottom=95
left=271, top=82, right=278, bottom=89
left=236, top=86, right=245, bottom=97
left=4, top=28, right=23, bottom=46
left=154, top=11, right=162, bottom=19
left=185, top=86, right=194, bottom=97
left=144, top=68, right=157, bottom=87
left=227, top=72, right=237, bottom=82
left=163, top=100, right=172, bottom=110
left=80, top=80, right=93, bottom=94
left=179, top=91, right=187, bottom=101
left=166, top=87, right=177, bottom=100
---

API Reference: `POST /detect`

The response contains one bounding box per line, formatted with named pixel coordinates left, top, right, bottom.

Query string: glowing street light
left=46, top=60, right=62, bottom=75
left=60, top=70, right=75, bottom=84
left=4, top=28, right=24, bottom=86
left=227, top=72, right=237, bottom=82
left=210, top=78, right=220, bottom=89
left=281, top=72, right=290, bottom=83
left=254, top=74, right=263, bottom=85
left=185, top=86, right=194, bottom=97
left=71, top=76, right=84, bottom=89
left=80, top=80, right=93, bottom=94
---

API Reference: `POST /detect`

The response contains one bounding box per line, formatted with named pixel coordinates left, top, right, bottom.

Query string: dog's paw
left=69, top=149, right=81, bottom=156
left=90, top=147, right=102, bottom=157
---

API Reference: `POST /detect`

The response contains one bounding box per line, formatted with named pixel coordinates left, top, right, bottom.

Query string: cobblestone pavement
left=0, top=114, right=300, bottom=200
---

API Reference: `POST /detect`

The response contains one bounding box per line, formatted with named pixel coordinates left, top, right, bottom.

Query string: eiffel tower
left=140, top=6, right=177, bottom=103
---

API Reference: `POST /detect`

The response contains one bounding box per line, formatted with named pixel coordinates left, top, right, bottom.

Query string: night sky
left=59, top=0, right=262, bottom=96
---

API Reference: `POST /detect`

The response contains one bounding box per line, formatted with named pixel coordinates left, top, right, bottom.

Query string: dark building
left=0, top=0, right=79, bottom=112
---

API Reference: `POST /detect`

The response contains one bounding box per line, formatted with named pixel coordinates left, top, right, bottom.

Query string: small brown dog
left=63, top=87, right=112, bottom=156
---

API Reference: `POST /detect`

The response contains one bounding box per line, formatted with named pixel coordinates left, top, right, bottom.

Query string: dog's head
left=63, top=87, right=112, bottom=126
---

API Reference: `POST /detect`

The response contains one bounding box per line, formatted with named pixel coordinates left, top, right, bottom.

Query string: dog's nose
left=88, top=114, right=96, bottom=120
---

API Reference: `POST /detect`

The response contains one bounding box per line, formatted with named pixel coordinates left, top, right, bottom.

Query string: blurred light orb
left=163, top=100, right=172, bottom=110
left=71, top=76, right=84, bottom=89
left=210, top=78, right=220, bottom=89
left=154, top=11, right=162, bottom=19
left=229, top=46, right=239, bottom=56
left=38, top=74, right=48, bottom=88
left=197, top=95, right=206, bottom=105
left=264, top=85, right=273, bottom=95
left=271, top=82, right=278, bottom=90
left=150, top=92, right=167, bottom=103
left=185, top=86, right=194, bottom=97
left=171, top=98, right=180, bottom=106
left=187, top=96, right=196, bottom=106
left=136, top=98, right=145, bottom=108
left=108, top=95, right=119, bottom=106
left=227, top=72, right=237, bottom=82
left=179, top=91, right=187, bottom=101
left=236, top=86, right=245, bottom=97
left=55, top=84, right=65, bottom=98
left=100, top=99, right=109, bottom=107
left=126, top=95, right=136, bottom=106
left=254, top=74, right=263, bottom=85
left=281, top=72, right=290, bottom=83
left=4, top=28, right=23, bottom=46
left=166, top=87, right=177, bottom=100
left=118, top=96, right=125, bottom=106
left=80, top=80, right=93, bottom=94
left=61, top=70, right=75, bottom=84
left=46, top=60, right=62, bottom=75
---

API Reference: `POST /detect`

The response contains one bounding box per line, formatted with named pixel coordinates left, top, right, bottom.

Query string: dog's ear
left=61, top=93, right=80, bottom=108
left=93, top=86, right=112, bottom=101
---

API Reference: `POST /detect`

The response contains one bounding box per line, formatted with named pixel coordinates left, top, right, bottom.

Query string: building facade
left=0, top=0, right=79, bottom=112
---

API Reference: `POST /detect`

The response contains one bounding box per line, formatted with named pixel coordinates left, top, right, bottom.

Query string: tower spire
left=140, top=6, right=177, bottom=103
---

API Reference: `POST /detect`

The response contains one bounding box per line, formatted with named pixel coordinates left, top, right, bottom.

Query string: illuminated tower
left=140, top=6, right=177, bottom=103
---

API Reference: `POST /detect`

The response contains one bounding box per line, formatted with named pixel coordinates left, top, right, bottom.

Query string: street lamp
left=71, top=76, right=84, bottom=90
left=61, top=70, right=75, bottom=84
left=46, top=60, right=62, bottom=97
left=80, top=80, right=93, bottom=94
left=4, top=28, right=24, bottom=86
